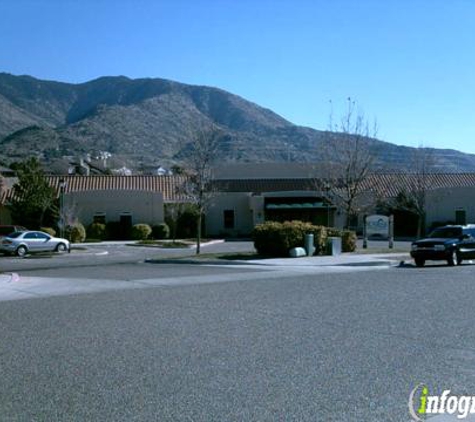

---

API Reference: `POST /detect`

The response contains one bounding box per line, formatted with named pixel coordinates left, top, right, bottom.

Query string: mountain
left=1, top=72, right=475, bottom=173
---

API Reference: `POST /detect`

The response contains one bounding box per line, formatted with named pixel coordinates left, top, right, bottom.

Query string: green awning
left=266, top=202, right=327, bottom=209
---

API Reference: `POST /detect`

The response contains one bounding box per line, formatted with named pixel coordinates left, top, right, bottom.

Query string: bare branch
left=314, top=99, right=378, bottom=229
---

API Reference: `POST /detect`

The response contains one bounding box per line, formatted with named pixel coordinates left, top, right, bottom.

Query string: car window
left=428, top=227, right=463, bottom=238
left=7, top=232, right=23, bottom=238
left=469, top=229, right=475, bottom=238
left=24, top=232, right=37, bottom=239
left=36, top=232, right=49, bottom=240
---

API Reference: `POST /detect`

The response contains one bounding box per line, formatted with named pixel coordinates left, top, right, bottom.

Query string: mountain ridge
left=0, top=72, right=474, bottom=173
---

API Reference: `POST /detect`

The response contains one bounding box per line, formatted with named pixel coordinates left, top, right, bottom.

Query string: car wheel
left=447, top=250, right=459, bottom=266
left=415, top=258, right=425, bottom=267
left=16, top=245, right=28, bottom=258
left=56, top=243, right=67, bottom=253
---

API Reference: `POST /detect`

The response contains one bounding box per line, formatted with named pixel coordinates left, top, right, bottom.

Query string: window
left=223, top=210, right=235, bottom=230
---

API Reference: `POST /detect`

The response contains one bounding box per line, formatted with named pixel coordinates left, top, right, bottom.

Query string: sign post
left=365, top=214, right=393, bottom=248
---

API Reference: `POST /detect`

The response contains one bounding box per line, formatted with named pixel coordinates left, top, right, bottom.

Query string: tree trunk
left=172, top=220, right=177, bottom=243
left=416, top=213, right=426, bottom=238
left=196, top=212, right=202, bottom=255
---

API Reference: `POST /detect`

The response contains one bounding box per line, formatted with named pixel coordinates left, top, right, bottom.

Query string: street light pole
left=59, top=178, right=66, bottom=238
left=323, top=183, right=330, bottom=227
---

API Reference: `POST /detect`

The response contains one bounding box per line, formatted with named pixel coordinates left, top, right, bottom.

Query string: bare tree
left=181, top=127, right=222, bottom=254
left=388, top=145, right=435, bottom=237
left=165, top=201, right=186, bottom=243
left=314, top=98, right=378, bottom=229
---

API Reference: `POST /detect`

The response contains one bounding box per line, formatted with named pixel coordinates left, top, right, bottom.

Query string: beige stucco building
left=2, top=170, right=475, bottom=237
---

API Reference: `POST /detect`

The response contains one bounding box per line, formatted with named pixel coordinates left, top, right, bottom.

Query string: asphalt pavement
left=2, top=252, right=475, bottom=420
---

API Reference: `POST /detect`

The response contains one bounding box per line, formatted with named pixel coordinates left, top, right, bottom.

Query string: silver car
left=0, top=231, right=70, bottom=257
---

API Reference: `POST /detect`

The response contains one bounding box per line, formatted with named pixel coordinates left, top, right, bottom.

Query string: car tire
left=415, top=258, right=425, bottom=267
left=56, top=243, right=67, bottom=253
left=16, top=245, right=27, bottom=258
left=447, top=250, right=459, bottom=266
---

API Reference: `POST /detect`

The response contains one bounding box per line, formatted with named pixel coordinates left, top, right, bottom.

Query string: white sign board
left=365, top=215, right=389, bottom=238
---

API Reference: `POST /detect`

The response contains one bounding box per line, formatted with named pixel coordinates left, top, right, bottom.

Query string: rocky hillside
left=1, top=72, right=474, bottom=173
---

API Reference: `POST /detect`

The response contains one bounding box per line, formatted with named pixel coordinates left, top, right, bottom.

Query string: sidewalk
left=147, top=252, right=410, bottom=268
left=238, top=252, right=409, bottom=267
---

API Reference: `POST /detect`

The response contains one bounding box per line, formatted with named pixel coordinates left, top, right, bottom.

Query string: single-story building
left=2, top=167, right=475, bottom=237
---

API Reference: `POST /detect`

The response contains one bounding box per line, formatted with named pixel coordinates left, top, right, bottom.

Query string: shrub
left=40, top=227, right=56, bottom=236
left=87, top=222, right=106, bottom=240
left=342, top=230, right=357, bottom=252
left=174, top=205, right=200, bottom=238
left=326, top=227, right=342, bottom=238
left=252, top=220, right=329, bottom=257
left=131, top=223, right=152, bottom=240
left=65, top=222, right=86, bottom=243
left=152, top=223, right=170, bottom=240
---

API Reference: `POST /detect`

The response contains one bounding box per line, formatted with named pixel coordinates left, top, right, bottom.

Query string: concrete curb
left=145, top=256, right=401, bottom=268
left=126, top=239, right=226, bottom=249
left=0, top=273, right=20, bottom=283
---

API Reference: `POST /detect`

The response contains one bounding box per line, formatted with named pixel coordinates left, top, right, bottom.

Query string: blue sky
left=1, top=0, right=475, bottom=153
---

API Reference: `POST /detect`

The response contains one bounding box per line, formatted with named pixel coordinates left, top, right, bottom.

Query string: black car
left=411, top=225, right=475, bottom=267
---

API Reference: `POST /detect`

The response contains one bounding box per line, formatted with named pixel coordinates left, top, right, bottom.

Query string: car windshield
left=428, top=227, right=462, bottom=239
left=7, top=231, right=24, bottom=238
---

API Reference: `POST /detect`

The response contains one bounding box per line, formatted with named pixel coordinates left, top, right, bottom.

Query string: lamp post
left=323, top=183, right=331, bottom=227
left=59, top=178, right=67, bottom=238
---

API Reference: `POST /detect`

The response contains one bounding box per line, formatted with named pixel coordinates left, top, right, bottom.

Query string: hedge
left=65, top=222, right=86, bottom=243
left=87, top=222, right=106, bottom=240
left=131, top=223, right=152, bottom=240
left=252, top=221, right=327, bottom=257
left=251, top=220, right=357, bottom=257
left=342, top=230, right=357, bottom=252
left=152, top=223, right=170, bottom=240
left=40, top=227, right=56, bottom=237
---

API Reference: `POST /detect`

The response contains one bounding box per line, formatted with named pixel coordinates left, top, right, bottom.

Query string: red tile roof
left=214, top=173, right=475, bottom=196
left=3, top=173, right=475, bottom=205
left=1, top=175, right=189, bottom=204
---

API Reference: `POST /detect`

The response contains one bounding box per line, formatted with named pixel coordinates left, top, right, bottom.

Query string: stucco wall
left=206, top=193, right=254, bottom=237
left=426, top=187, right=475, bottom=226
left=0, top=205, right=12, bottom=225
left=64, top=190, right=164, bottom=226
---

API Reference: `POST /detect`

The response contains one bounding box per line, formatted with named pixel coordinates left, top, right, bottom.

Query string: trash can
left=304, top=233, right=315, bottom=256
left=327, top=237, right=342, bottom=256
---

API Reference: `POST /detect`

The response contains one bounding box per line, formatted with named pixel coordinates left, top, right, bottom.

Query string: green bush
left=326, top=227, right=342, bottom=238
left=40, top=227, right=56, bottom=236
left=341, top=230, right=358, bottom=252
left=65, top=222, right=86, bottom=243
left=252, top=220, right=328, bottom=257
left=342, top=230, right=357, bottom=252
left=131, top=223, right=152, bottom=240
left=87, top=222, right=106, bottom=240
left=175, top=206, right=200, bottom=238
left=152, top=223, right=170, bottom=239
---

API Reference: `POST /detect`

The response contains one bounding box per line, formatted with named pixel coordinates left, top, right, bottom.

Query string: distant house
left=68, top=157, right=109, bottom=176
left=0, top=166, right=15, bottom=177
left=141, top=165, right=173, bottom=176
left=111, top=166, right=133, bottom=176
